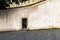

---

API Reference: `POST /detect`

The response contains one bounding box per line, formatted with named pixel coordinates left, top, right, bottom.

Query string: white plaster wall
left=0, top=0, right=60, bottom=31
left=28, top=0, right=60, bottom=30
left=0, top=8, right=28, bottom=31
left=0, top=4, right=37, bottom=31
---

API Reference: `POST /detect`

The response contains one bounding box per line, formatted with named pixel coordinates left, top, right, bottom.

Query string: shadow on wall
left=0, top=9, right=22, bottom=31
left=0, top=1, right=6, bottom=10
left=0, top=10, right=13, bottom=27
left=0, top=0, right=28, bottom=10
left=0, top=10, right=13, bottom=21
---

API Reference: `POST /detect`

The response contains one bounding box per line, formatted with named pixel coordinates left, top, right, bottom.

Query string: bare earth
left=0, top=29, right=60, bottom=40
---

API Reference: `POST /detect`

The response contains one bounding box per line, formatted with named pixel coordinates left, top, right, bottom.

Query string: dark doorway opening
left=22, top=18, right=27, bottom=29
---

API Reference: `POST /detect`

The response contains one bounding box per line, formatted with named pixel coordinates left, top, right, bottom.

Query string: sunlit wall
left=28, top=0, right=60, bottom=30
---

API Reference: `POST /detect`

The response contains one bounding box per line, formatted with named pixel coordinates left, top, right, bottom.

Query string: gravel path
left=0, top=29, right=60, bottom=40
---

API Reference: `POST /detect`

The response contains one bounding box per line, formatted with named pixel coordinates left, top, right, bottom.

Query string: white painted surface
left=28, top=0, right=60, bottom=30
left=0, top=6, right=32, bottom=31
left=0, top=0, right=60, bottom=31
left=0, top=9, right=23, bottom=31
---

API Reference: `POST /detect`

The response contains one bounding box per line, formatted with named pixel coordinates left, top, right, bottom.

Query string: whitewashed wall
left=28, top=0, right=60, bottom=30
left=0, top=4, right=35, bottom=31
left=0, top=0, right=60, bottom=31
left=0, top=8, right=28, bottom=31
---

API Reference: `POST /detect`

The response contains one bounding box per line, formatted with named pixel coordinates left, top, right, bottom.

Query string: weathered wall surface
left=0, top=0, right=60, bottom=31
left=28, top=0, right=60, bottom=30
left=0, top=4, right=37, bottom=31
left=0, top=8, right=29, bottom=31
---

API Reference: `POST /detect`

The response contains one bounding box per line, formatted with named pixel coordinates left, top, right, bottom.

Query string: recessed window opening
left=22, top=18, right=27, bottom=29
